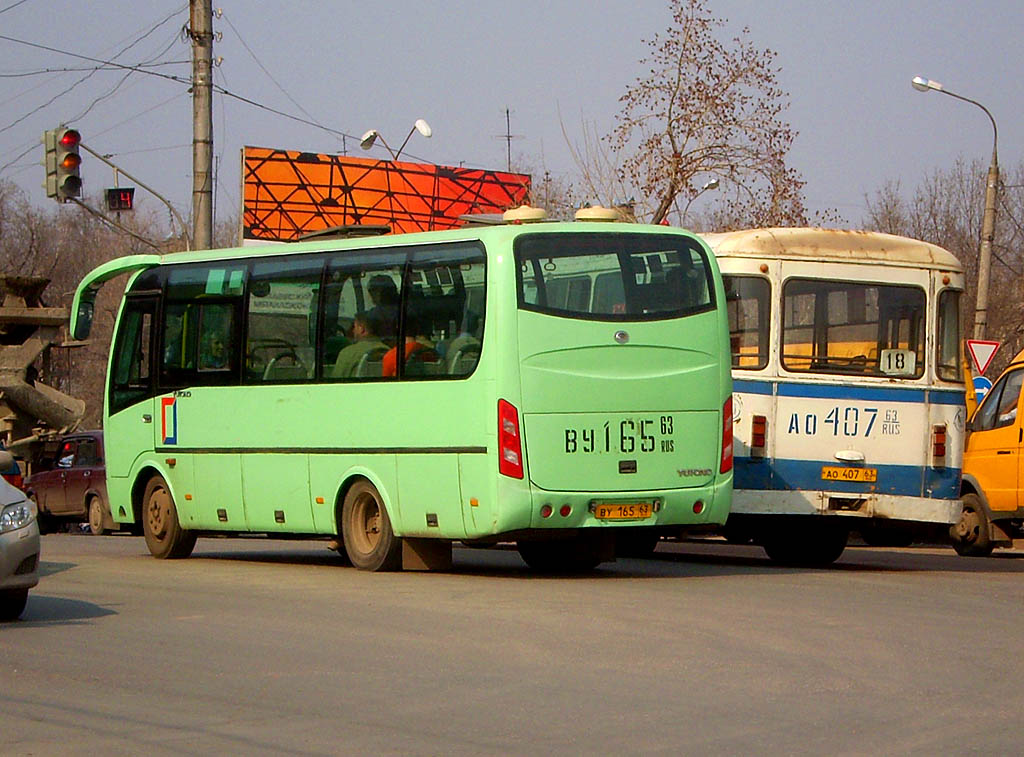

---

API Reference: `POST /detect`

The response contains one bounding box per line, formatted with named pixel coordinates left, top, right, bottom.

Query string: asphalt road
left=2, top=533, right=1023, bottom=756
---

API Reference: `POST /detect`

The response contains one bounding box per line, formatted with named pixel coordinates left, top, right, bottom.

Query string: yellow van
left=954, top=348, right=1024, bottom=556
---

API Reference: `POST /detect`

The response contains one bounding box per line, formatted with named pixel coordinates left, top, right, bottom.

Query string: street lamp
left=678, top=178, right=720, bottom=228
left=911, top=76, right=999, bottom=339
left=359, top=118, right=432, bottom=161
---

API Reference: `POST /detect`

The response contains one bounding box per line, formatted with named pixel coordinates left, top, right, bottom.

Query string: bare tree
left=863, top=158, right=1024, bottom=373
left=605, top=0, right=808, bottom=227
left=0, top=180, right=195, bottom=427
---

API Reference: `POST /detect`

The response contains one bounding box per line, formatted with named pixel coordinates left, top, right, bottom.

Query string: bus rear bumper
left=731, top=489, right=960, bottom=525
left=514, top=479, right=732, bottom=532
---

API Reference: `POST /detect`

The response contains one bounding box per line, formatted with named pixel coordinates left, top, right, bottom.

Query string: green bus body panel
left=517, top=309, right=725, bottom=492
left=524, top=411, right=718, bottom=491
left=90, top=223, right=732, bottom=542
left=107, top=378, right=493, bottom=539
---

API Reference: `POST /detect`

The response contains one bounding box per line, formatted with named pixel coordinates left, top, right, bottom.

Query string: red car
left=26, top=431, right=114, bottom=535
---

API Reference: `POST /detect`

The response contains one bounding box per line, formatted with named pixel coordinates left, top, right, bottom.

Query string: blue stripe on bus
left=733, top=378, right=965, bottom=406
left=735, top=456, right=961, bottom=499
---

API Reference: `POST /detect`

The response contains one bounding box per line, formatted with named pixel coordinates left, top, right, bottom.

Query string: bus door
left=107, top=293, right=161, bottom=515
left=157, top=266, right=247, bottom=530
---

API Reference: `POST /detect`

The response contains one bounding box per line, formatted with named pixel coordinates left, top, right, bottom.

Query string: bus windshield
left=515, top=233, right=714, bottom=321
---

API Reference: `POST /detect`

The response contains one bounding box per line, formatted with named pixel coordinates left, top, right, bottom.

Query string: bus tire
left=517, top=537, right=602, bottom=572
left=142, top=475, right=197, bottom=559
left=951, top=494, right=993, bottom=557
left=0, top=588, right=29, bottom=622
left=762, top=523, right=847, bottom=566
left=87, top=496, right=106, bottom=536
left=341, top=480, right=401, bottom=571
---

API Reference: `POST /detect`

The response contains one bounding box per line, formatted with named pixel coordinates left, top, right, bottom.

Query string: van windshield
left=515, top=233, right=714, bottom=321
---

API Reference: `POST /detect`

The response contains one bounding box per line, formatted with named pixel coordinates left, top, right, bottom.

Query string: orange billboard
left=242, top=146, right=531, bottom=241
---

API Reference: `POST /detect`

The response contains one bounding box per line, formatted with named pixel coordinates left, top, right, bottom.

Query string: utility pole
left=496, top=108, right=521, bottom=173
left=190, top=0, right=214, bottom=250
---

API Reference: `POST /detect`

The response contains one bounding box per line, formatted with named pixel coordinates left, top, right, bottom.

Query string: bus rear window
left=781, top=279, right=925, bottom=378
left=515, top=233, right=714, bottom=321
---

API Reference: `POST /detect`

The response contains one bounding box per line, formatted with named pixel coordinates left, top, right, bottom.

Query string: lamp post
left=912, top=76, right=998, bottom=340
left=359, top=118, right=432, bottom=161
left=678, top=178, right=720, bottom=228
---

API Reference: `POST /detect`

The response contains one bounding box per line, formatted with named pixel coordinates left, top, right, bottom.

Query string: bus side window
left=159, top=264, right=245, bottom=389
left=725, top=275, right=770, bottom=370
left=325, top=255, right=405, bottom=381
left=244, top=257, right=322, bottom=382
left=110, top=297, right=156, bottom=414
left=407, top=244, right=486, bottom=379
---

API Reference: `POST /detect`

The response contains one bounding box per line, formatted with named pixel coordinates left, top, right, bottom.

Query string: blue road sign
left=973, top=375, right=993, bottom=402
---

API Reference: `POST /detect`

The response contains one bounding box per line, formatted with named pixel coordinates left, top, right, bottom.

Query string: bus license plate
left=593, top=502, right=654, bottom=520
left=821, top=466, right=877, bottom=483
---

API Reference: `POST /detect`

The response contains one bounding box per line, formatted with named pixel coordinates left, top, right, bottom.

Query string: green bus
left=70, top=218, right=733, bottom=571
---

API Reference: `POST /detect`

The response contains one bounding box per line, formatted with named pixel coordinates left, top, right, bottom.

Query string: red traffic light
left=59, top=129, right=81, bottom=148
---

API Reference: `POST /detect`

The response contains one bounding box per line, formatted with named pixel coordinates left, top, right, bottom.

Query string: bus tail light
left=932, top=424, right=947, bottom=466
left=720, top=397, right=733, bottom=474
left=498, top=399, right=524, bottom=479
left=751, top=414, right=767, bottom=457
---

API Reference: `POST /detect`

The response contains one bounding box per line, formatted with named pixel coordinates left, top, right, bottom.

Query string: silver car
left=0, top=450, right=39, bottom=622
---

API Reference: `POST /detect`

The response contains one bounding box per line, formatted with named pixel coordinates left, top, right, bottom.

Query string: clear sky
left=1, top=0, right=1021, bottom=229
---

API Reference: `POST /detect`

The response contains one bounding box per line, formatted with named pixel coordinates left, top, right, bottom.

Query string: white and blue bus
left=705, top=228, right=966, bottom=564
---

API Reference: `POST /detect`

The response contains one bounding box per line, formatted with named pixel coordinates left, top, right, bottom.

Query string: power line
left=0, top=0, right=31, bottom=15
left=0, top=12, right=186, bottom=173
left=0, top=34, right=191, bottom=88
left=0, top=61, right=189, bottom=78
left=219, top=11, right=344, bottom=152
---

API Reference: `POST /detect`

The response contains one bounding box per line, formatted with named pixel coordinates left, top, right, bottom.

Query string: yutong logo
left=677, top=468, right=712, bottom=477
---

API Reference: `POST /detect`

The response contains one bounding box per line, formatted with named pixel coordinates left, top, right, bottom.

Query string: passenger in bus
left=367, top=274, right=399, bottom=338
left=382, top=314, right=439, bottom=377
left=331, top=311, right=386, bottom=378
left=441, top=311, right=481, bottom=358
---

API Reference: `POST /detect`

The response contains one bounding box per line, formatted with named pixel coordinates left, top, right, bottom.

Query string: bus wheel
left=0, top=589, right=29, bottom=622
left=87, top=496, right=106, bottom=536
left=951, top=494, right=993, bottom=557
left=142, top=475, right=197, bottom=559
left=342, top=480, right=401, bottom=571
left=762, top=524, right=847, bottom=566
left=517, top=537, right=603, bottom=572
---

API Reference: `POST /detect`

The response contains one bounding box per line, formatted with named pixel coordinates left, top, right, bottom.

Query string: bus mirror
left=72, top=297, right=95, bottom=340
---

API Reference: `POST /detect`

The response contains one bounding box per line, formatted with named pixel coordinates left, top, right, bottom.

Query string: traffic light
left=43, top=127, right=82, bottom=201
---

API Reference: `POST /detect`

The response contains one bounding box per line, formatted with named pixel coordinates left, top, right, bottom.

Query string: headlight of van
left=0, top=500, right=35, bottom=534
